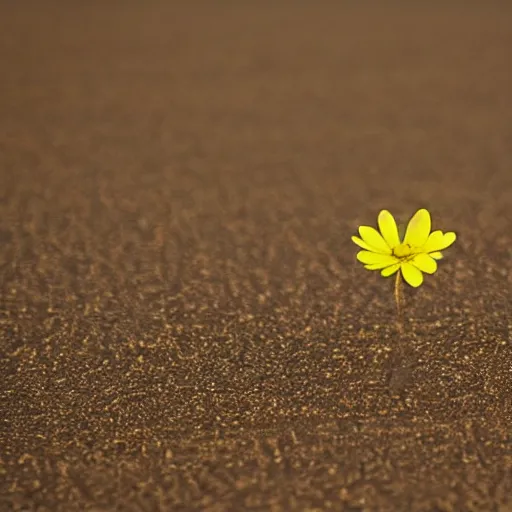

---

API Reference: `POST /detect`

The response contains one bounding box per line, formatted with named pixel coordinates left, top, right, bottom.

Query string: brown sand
left=1, top=3, right=511, bottom=511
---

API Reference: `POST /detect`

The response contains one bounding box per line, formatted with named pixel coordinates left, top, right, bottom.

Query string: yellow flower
left=352, top=209, right=456, bottom=287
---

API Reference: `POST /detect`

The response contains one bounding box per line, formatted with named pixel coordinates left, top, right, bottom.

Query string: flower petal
left=381, top=263, right=401, bottom=277
left=404, top=208, right=431, bottom=248
left=421, top=230, right=443, bottom=252
left=411, top=253, right=437, bottom=274
left=363, top=259, right=400, bottom=271
left=401, top=262, right=424, bottom=287
left=423, top=230, right=457, bottom=252
left=365, top=263, right=388, bottom=271
left=351, top=235, right=374, bottom=251
left=430, top=251, right=443, bottom=260
left=357, top=251, right=398, bottom=267
left=441, top=232, right=457, bottom=249
left=378, top=210, right=400, bottom=249
left=358, top=226, right=392, bottom=254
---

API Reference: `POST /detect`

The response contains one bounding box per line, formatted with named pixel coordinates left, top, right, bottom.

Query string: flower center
left=393, top=243, right=413, bottom=259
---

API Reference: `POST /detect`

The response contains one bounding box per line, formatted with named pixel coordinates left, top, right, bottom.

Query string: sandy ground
left=1, top=3, right=511, bottom=511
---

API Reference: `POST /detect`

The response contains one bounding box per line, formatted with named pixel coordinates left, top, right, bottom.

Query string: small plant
left=352, top=209, right=456, bottom=329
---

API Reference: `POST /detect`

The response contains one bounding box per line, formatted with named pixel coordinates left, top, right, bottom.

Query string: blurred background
left=1, top=2, right=511, bottom=510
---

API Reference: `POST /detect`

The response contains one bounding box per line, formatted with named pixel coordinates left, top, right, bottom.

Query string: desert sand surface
left=1, top=3, right=511, bottom=511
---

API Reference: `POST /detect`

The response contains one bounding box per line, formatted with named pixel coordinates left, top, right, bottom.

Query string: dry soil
left=0, top=3, right=511, bottom=511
